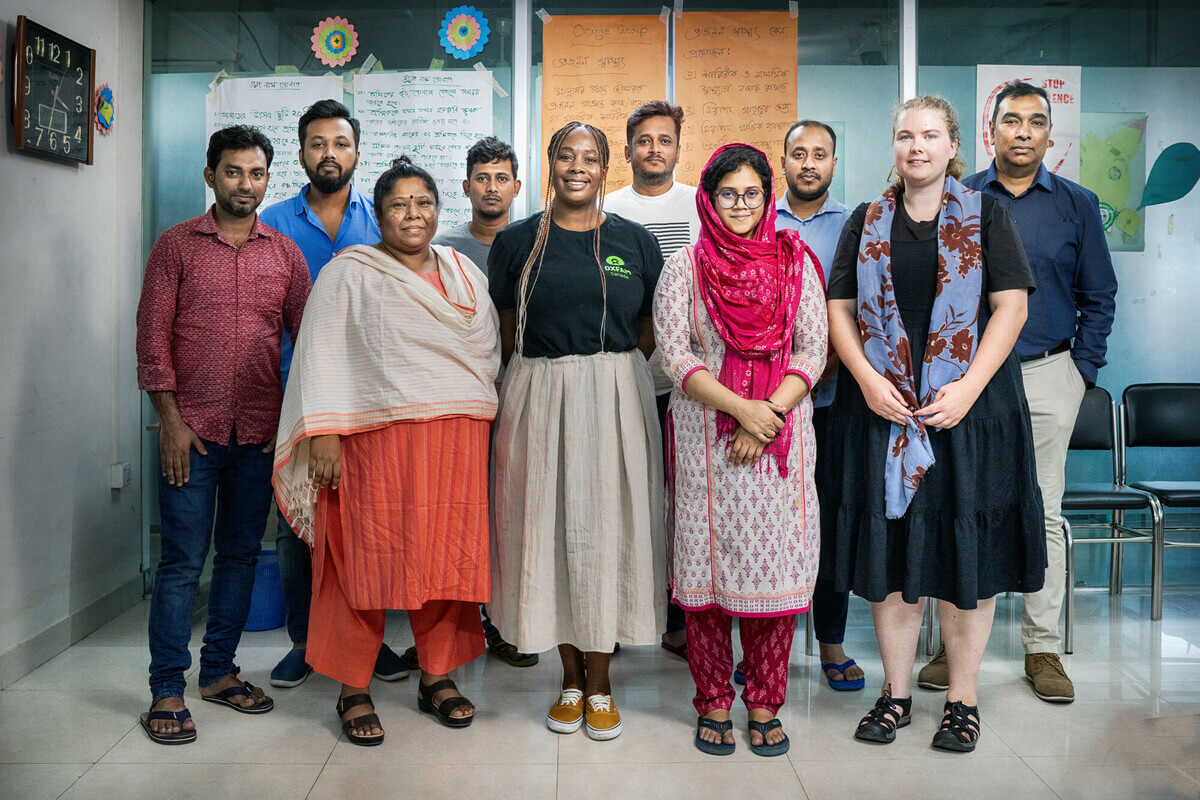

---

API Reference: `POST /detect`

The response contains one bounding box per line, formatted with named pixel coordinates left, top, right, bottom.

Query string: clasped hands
left=862, top=372, right=982, bottom=430
left=727, top=398, right=789, bottom=467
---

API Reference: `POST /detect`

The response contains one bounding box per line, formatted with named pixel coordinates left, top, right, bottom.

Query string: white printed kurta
left=652, top=246, right=828, bottom=617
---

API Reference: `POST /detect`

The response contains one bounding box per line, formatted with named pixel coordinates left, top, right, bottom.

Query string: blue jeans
left=275, top=515, right=311, bottom=644
left=148, top=434, right=274, bottom=705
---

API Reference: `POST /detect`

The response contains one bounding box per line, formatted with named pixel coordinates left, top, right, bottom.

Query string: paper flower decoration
left=94, top=84, right=115, bottom=135
left=440, top=6, right=490, bottom=60
left=311, top=16, right=359, bottom=67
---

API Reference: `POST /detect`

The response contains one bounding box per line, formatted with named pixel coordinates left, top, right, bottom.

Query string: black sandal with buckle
left=855, top=689, right=912, bottom=744
left=931, top=700, right=980, bottom=753
left=418, top=678, right=475, bottom=728
left=336, top=693, right=384, bottom=747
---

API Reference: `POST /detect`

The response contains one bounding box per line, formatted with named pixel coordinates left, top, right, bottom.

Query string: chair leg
left=923, top=597, right=936, bottom=656
left=1063, top=519, right=1074, bottom=655
left=804, top=608, right=814, bottom=657
left=1109, top=509, right=1124, bottom=595
left=1149, top=497, right=1165, bottom=621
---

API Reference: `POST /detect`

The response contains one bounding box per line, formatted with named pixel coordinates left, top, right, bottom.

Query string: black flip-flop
left=201, top=681, right=274, bottom=714
left=418, top=678, right=474, bottom=728
left=140, top=707, right=197, bottom=745
left=748, top=718, right=790, bottom=757
left=695, top=716, right=735, bottom=756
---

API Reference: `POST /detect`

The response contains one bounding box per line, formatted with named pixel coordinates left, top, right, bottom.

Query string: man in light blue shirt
left=774, top=120, right=861, bottom=691
left=258, top=100, right=405, bottom=688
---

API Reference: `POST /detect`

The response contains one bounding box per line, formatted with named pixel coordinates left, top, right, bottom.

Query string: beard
left=306, top=159, right=355, bottom=194
left=787, top=172, right=833, bottom=202
left=632, top=159, right=675, bottom=187
left=474, top=201, right=507, bottom=220
left=216, top=194, right=257, bottom=218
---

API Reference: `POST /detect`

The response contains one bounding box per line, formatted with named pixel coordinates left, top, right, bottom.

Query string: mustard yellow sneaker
left=584, top=693, right=622, bottom=740
left=546, top=688, right=584, bottom=734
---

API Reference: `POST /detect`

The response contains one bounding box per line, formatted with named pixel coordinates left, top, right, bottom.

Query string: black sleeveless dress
left=819, top=195, right=1046, bottom=609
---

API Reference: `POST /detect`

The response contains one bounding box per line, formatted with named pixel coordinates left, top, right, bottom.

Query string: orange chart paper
left=674, top=12, right=798, bottom=190
left=541, top=15, right=668, bottom=192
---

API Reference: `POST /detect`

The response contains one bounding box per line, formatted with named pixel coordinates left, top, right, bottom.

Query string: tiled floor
left=2, top=590, right=1198, bottom=800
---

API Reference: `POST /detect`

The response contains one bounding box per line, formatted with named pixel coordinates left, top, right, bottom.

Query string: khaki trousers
left=1020, top=350, right=1086, bottom=654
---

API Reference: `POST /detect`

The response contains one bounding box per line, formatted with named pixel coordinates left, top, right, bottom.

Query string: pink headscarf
left=694, top=143, right=820, bottom=478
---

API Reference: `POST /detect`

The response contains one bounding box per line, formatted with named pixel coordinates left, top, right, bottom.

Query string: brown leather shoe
left=917, top=643, right=949, bottom=690
left=1025, top=653, right=1075, bottom=703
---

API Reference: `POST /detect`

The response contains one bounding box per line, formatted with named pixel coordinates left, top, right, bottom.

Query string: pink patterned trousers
left=684, top=607, right=796, bottom=715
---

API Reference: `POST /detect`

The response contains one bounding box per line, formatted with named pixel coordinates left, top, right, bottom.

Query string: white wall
left=0, top=0, right=144, bottom=687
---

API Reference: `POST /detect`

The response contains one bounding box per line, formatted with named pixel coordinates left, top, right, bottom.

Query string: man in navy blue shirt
left=919, top=82, right=1117, bottom=704
left=258, top=99, right=408, bottom=688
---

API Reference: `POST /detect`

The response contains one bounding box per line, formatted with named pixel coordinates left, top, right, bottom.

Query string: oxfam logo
left=606, top=255, right=625, bottom=266
left=603, top=255, right=632, bottom=279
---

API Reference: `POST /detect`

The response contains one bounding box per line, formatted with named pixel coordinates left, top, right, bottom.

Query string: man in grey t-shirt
left=433, top=136, right=522, bottom=279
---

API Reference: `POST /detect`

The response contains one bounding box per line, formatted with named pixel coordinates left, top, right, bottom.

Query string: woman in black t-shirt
left=823, top=97, right=1045, bottom=754
left=487, top=122, right=666, bottom=742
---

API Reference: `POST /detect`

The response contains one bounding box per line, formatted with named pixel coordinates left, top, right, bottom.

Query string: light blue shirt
left=259, top=184, right=382, bottom=386
left=775, top=193, right=850, bottom=408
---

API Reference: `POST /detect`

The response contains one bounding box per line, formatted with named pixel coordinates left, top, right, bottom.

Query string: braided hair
left=515, top=122, right=611, bottom=353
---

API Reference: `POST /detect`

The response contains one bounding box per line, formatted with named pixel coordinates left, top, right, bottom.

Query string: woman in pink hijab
left=652, top=144, right=828, bottom=757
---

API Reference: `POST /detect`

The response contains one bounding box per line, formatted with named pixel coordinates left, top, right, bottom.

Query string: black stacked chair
left=1061, top=386, right=1163, bottom=654
left=1123, top=382, right=1200, bottom=615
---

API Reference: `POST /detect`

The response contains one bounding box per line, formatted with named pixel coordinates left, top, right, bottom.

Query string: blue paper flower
left=440, top=5, right=490, bottom=60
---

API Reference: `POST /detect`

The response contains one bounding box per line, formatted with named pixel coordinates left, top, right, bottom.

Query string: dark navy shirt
left=963, top=163, right=1117, bottom=385
left=259, top=184, right=381, bottom=386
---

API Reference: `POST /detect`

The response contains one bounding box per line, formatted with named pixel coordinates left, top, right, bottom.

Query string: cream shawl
left=272, top=243, right=500, bottom=544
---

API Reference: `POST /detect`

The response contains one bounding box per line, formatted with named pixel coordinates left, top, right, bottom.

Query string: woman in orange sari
left=273, top=157, right=500, bottom=745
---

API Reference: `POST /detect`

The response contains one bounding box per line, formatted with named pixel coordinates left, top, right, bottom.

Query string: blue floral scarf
left=856, top=176, right=983, bottom=518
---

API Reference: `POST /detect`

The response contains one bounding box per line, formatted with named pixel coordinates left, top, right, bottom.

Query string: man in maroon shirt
left=135, top=125, right=311, bottom=744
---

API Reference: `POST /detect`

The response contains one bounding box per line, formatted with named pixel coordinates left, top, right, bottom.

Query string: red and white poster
left=976, top=64, right=1081, bottom=182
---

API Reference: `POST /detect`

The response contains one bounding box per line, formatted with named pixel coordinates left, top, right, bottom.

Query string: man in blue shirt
left=258, top=99, right=407, bottom=687
left=920, top=82, right=1117, bottom=704
left=774, top=120, right=864, bottom=692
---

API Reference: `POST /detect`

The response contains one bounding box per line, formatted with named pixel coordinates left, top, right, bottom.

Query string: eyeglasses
left=714, top=187, right=766, bottom=209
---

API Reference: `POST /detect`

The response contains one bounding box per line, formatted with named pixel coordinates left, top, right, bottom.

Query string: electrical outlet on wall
left=109, top=462, right=132, bottom=490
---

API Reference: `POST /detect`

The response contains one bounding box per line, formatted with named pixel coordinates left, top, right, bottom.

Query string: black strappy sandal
left=418, top=678, right=475, bottom=728
left=931, top=700, right=981, bottom=753
left=336, top=693, right=384, bottom=747
left=854, top=689, right=912, bottom=744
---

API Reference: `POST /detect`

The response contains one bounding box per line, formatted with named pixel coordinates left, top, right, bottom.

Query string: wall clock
left=12, top=16, right=96, bottom=164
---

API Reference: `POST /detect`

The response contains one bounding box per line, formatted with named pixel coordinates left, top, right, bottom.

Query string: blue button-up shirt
left=259, top=184, right=381, bottom=385
left=776, top=193, right=850, bottom=407
left=962, top=163, right=1117, bottom=385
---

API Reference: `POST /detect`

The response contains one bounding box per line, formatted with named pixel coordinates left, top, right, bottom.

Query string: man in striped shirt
left=604, top=100, right=701, bottom=660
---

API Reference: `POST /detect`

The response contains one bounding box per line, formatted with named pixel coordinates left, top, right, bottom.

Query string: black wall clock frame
left=12, top=15, right=96, bottom=165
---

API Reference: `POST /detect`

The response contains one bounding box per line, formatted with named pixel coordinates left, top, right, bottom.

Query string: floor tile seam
left=55, top=762, right=94, bottom=800
left=303, top=731, right=339, bottom=800
left=784, top=756, right=813, bottom=800
left=1017, top=754, right=1067, bottom=800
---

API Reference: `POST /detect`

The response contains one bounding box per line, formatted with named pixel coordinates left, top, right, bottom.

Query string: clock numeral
left=24, top=110, right=31, bottom=129
left=49, top=132, right=58, bottom=150
left=24, top=76, right=31, bottom=96
left=49, top=43, right=61, bottom=64
left=36, top=128, right=43, bottom=146
left=75, top=95, right=84, bottom=113
left=65, top=49, right=71, bottom=69
left=34, top=36, right=45, bottom=57
left=63, top=135, right=71, bottom=155
left=75, top=126, right=82, bottom=143
left=76, top=67, right=84, bottom=86
left=25, top=45, right=32, bottom=64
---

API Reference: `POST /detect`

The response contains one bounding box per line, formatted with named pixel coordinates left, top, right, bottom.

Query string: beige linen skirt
left=489, top=349, right=666, bottom=653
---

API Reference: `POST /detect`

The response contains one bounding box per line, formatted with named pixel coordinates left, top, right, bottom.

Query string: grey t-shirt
left=432, top=222, right=493, bottom=279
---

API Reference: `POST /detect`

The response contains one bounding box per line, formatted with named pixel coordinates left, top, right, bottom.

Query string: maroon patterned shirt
left=136, top=208, right=311, bottom=445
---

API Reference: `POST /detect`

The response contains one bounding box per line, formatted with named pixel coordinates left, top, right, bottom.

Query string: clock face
left=14, top=17, right=95, bottom=164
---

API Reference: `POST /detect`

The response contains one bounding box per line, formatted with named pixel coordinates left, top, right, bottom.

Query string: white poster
left=976, top=65, right=1081, bottom=182
left=204, top=76, right=342, bottom=208
left=354, top=70, right=494, bottom=229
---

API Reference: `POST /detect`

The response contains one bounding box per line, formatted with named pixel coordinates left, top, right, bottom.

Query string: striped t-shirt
left=604, top=181, right=701, bottom=259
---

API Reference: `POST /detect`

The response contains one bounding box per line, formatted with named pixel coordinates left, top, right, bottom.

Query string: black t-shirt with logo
left=488, top=212, right=664, bottom=358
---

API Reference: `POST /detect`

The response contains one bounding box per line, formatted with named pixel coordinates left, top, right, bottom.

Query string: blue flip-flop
left=140, top=707, right=197, bottom=745
left=695, top=716, right=735, bottom=756
left=201, top=681, right=274, bottom=713
left=821, top=658, right=866, bottom=691
left=748, top=718, right=790, bottom=757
